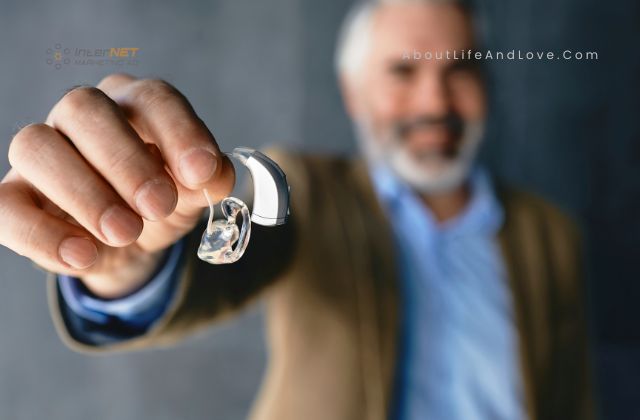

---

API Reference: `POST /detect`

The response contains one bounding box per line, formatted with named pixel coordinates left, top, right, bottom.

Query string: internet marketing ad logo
left=46, top=43, right=140, bottom=70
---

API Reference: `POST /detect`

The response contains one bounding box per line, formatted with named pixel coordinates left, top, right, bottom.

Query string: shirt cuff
left=57, top=237, right=186, bottom=329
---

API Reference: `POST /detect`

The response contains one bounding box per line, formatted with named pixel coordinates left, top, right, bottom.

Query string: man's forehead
left=371, top=3, right=475, bottom=55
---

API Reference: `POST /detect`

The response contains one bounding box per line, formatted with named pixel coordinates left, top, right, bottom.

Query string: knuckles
left=8, top=123, right=56, bottom=168
left=51, top=86, right=112, bottom=122
left=97, top=72, right=136, bottom=89
left=8, top=77, right=189, bottom=179
left=49, top=78, right=186, bottom=131
left=126, top=79, right=186, bottom=113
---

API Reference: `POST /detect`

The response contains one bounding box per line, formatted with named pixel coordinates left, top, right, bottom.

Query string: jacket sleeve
left=47, top=149, right=299, bottom=354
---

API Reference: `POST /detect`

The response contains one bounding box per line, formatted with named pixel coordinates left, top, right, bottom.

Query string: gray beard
left=354, top=118, right=484, bottom=195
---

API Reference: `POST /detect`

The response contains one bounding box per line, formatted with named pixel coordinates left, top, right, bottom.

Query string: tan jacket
left=48, top=150, right=594, bottom=420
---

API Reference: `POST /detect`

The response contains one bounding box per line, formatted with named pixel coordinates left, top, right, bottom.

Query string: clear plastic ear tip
left=198, top=194, right=251, bottom=264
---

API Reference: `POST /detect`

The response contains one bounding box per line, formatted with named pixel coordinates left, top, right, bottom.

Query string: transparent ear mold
left=197, top=147, right=290, bottom=265
left=197, top=193, right=251, bottom=264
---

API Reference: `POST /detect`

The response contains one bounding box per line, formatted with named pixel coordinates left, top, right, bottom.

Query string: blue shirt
left=372, top=164, right=525, bottom=420
left=58, top=236, right=185, bottom=331
left=59, top=164, right=524, bottom=420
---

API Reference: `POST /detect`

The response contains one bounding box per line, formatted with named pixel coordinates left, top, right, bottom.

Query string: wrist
left=79, top=246, right=168, bottom=299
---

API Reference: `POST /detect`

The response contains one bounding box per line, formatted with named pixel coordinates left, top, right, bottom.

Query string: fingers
left=45, top=85, right=179, bottom=222
left=97, top=76, right=235, bottom=210
left=1, top=74, right=238, bottom=281
left=0, top=175, right=100, bottom=272
left=95, top=72, right=136, bottom=92
left=8, top=123, right=143, bottom=247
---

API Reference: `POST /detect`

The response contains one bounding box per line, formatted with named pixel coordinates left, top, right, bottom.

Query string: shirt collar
left=370, top=161, right=504, bottom=237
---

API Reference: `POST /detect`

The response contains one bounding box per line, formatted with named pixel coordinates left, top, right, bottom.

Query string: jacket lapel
left=346, top=159, right=401, bottom=420
left=496, top=186, right=542, bottom=420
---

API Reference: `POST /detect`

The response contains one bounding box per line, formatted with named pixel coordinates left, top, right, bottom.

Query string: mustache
left=393, top=114, right=465, bottom=139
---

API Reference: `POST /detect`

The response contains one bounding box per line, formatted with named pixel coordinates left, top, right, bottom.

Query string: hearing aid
left=197, top=147, right=290, bottom=264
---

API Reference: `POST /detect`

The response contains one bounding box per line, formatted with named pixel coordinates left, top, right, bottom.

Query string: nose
left=410, top=71, right=451, bottom=118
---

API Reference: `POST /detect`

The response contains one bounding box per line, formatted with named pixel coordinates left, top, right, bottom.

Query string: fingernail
left=135, top=180, right=177, bottom=221
left=59, top=237, right=98, bottom=269
left=100, top=205, right=143, bottom=246
left=179, top=148, right=217, bottom=187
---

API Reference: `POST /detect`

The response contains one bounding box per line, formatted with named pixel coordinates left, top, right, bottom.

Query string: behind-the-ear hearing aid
left=197, top=147, right=290, bottom=264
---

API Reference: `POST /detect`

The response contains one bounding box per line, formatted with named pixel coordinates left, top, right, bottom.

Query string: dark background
left=0, top=0, right=637, bottom=418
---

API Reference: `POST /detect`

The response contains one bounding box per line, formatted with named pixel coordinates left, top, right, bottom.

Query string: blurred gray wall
left=0, top=0, right=638, bottom=419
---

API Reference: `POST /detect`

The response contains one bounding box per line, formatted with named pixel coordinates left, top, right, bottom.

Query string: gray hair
left=334, top=0, right=477, bottom=80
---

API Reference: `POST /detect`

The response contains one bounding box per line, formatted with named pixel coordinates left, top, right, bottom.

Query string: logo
left=46, top=43, right=140, bottom=70
left=46, top=43, right=71, bottom=69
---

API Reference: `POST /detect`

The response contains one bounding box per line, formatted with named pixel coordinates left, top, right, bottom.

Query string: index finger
left=97, top=76, right=235, bottom=206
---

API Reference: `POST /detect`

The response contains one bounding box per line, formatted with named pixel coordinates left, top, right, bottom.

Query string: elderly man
left=0, top=0, right=593, bottom=419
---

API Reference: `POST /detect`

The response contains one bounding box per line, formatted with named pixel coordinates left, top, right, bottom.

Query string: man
left=0, top=0, right=593, bottom=419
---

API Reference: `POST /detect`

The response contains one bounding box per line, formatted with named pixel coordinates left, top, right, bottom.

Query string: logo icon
left=46, top=43, right=71, bottom=70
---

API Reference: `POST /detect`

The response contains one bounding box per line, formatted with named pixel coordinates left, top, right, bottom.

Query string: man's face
left=343, top=3, right=487, bottom=193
